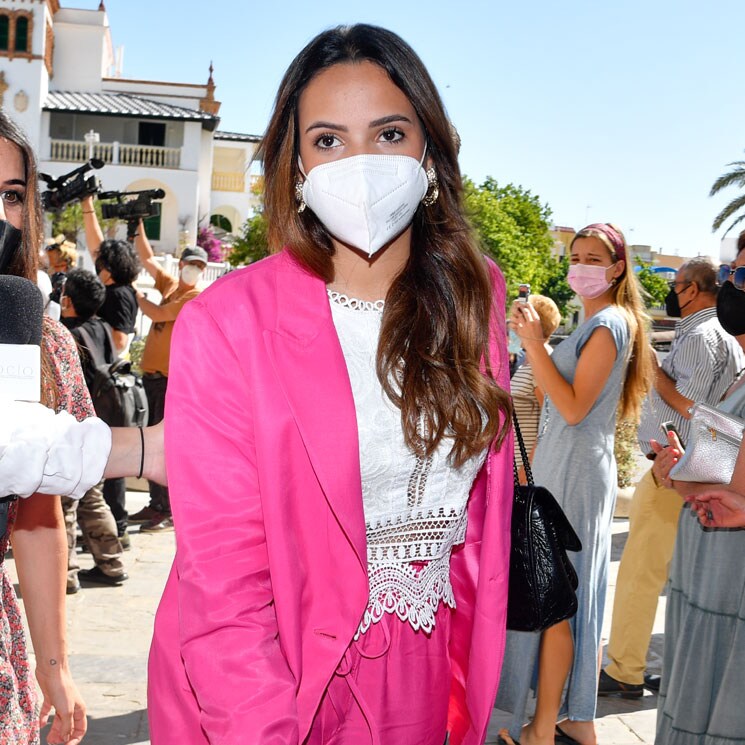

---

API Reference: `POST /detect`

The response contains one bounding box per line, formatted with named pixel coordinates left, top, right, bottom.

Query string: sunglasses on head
left=718, top=264, right=745, bottom=290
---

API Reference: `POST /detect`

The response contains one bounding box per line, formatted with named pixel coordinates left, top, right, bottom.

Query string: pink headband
left=578, top=223, right=626, bottom=262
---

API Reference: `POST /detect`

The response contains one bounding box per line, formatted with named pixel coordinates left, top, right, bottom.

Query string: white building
left=0, top=0, right=261, bottom=254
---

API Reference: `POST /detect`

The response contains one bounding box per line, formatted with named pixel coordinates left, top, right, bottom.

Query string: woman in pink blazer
left=148, top=24, right=514, bottom=745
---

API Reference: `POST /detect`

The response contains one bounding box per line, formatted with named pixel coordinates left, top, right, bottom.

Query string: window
left=210, top=214, right=232, bottom=232
left=138, top=122, right=166, bottom=148
left=143, top=214, right=161, bottom=241
left=0, top=16, right=9, bottom=51
left=0, top=12, right=33, bottom=56
left=15, top=16, right=28, bottom=52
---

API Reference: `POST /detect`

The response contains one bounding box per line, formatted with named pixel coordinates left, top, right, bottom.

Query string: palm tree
left=710, top=158, right=745, bottom=235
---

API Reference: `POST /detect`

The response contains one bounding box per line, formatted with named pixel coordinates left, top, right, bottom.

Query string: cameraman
left=80, top=196, right=139, bottom=356
left=131, top=224, right=206, bottom=533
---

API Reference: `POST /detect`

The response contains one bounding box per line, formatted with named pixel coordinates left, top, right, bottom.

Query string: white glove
left=0, top=401, right=112, bottom=499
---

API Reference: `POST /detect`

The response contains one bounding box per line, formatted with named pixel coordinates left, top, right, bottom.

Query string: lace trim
left=356, top=506, right=468, bottom=637
left=327, top=289, right=385, bottom=312
left=356, top=555, right=456, bottom=637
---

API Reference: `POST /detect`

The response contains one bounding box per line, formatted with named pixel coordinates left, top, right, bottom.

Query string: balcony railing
left=211, top=171, right=245, bottom=192
left=49, top=139, right=181, bottom=169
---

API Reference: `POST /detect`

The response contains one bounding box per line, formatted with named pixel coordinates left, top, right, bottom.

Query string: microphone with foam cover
left=0, top=275, right=43, bottom=401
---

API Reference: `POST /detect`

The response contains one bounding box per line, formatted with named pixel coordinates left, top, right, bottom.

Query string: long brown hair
left=571, top=224, right=653, bottom=422
left=0, top=111, right=56, bottom=407
left=259, top=24, right=511, bottom=464
left=0, top=112, right=42, bottom=280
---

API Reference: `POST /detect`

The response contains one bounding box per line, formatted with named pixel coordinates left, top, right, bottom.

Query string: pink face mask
left=567, top=263, right=615, bottom=299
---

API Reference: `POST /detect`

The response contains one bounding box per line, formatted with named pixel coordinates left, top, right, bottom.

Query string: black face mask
left=0, top=220, right=22, bottom=274
left=665, top=284, right=692, bottom=318
left=716, top=280, right=745, bottom=336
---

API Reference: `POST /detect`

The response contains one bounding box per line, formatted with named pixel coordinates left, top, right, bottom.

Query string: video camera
left=39, top=159, right=104, bottom=212
left=99, top=189, right=165, bottom=223
left=98, top=189, right=165, bottom=241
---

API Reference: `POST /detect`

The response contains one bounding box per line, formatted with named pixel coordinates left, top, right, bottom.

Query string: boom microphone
left=0, top=275, right=43, bottom=401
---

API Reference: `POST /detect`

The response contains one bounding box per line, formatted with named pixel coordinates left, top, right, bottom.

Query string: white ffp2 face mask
left=300, top=152, right=429, bottom=257
left=180, top=264, right=202, bottom=286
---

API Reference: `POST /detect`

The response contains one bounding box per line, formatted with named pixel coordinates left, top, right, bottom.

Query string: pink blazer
left=148, top=249, right=514, bottom=745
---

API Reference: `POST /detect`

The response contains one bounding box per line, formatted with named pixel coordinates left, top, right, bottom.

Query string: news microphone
left=0, top=275, right=43, bottom=402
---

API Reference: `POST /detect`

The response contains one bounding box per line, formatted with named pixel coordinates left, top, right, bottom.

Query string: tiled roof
left=44, top=91, right=219, bottom=130
left=214, top=130, right=262, bottom=143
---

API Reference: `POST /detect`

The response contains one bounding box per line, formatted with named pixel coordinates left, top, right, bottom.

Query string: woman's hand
left=37, top=665, right=87, bottom=744
left=650, top=431, right=683, bottom=488
left=685, top=489, right=745, bottom=529
left=509, top=301, right=544, bottom=349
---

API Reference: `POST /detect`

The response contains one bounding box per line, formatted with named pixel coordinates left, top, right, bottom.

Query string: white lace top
left=328, top=290, right=488, bottom=636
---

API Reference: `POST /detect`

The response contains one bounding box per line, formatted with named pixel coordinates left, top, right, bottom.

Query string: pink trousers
left=306, top=604, right=452, bottom=745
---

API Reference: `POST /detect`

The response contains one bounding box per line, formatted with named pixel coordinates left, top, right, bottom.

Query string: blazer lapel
left=264, top=251, right=367, bottom=572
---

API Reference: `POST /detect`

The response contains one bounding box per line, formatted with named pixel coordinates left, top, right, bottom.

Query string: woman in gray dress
left=650, top=242, right=745, bottom=745
left=498, top=224, right=654, bottom=745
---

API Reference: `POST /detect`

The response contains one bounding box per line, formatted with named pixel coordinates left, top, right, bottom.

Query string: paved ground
left=6, top=489, right=663, bottom=744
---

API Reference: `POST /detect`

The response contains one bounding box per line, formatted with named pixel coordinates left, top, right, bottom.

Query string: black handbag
left=507, top=412, right=582, bottom=632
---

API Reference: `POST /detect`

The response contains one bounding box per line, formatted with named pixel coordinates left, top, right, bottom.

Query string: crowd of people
left=0, top=20, right=743, bottom=745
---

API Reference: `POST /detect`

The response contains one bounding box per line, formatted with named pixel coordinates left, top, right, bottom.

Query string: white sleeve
left=0, top=401, right=112, bottom=499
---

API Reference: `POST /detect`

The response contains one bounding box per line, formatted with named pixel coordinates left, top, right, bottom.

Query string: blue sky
left=75, top=0, right=745, bottom=258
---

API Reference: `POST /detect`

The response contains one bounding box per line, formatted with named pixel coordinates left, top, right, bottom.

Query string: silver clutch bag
left=669, top=403, right=745, bottom=484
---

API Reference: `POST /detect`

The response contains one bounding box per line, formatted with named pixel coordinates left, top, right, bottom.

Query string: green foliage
left=710, top=158, right=745, bottom=235
left=464, top=177, right=559, bottom=304
left=635, top=257, right=669, bottom=307
left=226, top=212, right=269, bottom=267
left=50, top=200, right=116, bottom=243
left=614, top=417, right=639, bottom=489
left=128, top=336, right=146, bottom=376
left=539, top=256, right=576, bottom=317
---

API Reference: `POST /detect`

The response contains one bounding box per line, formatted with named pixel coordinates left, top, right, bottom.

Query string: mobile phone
left=661, top=420, right=683, bottom=444
left=518, top=283, right=531, bottom=302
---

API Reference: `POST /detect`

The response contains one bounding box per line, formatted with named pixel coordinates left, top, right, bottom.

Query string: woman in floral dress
left=0, top=111, right=87, bottom=743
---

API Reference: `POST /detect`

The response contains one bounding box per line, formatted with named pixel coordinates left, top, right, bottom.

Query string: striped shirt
left=511, top=355, right=552, bottom=463
left=637, top=307, right=745, bottom=454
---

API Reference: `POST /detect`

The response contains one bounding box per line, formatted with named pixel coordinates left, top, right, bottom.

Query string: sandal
left=555, top=724, right=582, bottom=745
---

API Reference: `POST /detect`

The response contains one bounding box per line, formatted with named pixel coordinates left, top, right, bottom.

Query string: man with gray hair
left=599, top=256, right=744, bottom=697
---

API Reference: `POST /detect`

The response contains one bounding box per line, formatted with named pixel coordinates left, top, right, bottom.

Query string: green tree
left=710, top=156, right=745, bottom=235
left=463, top=177, right=558, bottom=300
left=49, top=200, right=116, bottom=243
left=635, top=257, right=669, bottom=307
left=540, top=256, right=576, bottom=317
left=227, top=212, right=269, bottom=267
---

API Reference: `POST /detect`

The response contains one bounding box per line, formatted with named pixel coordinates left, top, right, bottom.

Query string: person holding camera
left=499, top=224, right=653, bottom=745
left=80, top=196, right=139, bottom=356
left=80, top=199, right=141, bottom=540
left=59, top=269, right=128, bottom=589
left=129, top=228, right=206, bottom=533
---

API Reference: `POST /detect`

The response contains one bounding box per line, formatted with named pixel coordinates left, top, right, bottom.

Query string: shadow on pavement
left=42, top=709, right=150, bottom=745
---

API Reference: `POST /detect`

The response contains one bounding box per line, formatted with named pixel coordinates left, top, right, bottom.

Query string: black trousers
left=143, top=374, right=170, bottom=515
left=102, top=477, right=127, bottom=533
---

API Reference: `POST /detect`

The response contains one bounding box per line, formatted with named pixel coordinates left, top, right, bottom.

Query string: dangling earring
left=422, top=167, right=439, bottom=207
left=295, top=180, right=306, bottom=213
